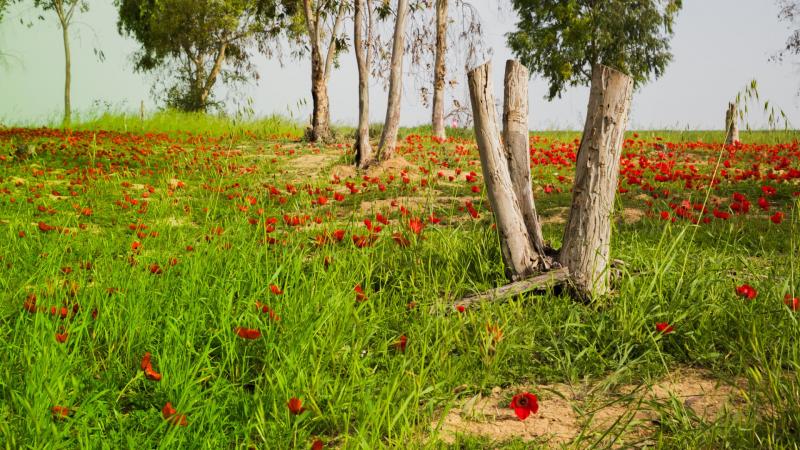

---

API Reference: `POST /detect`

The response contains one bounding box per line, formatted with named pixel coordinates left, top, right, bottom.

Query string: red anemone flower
left=141, top=352, right=162, bottom=381
left=655, top=322, right=674, bottom=334
left=736, top=284, right=757, bottom=300
left=355, top=284, right=368, bottom=302
left=785, top=294, right=799, bottom=311
left=51, top=405, right=70, bottom=419
left=287, top=397, right=306, bottom=415
left=509, top=392, right=539, bottom=420
left=409, top=218, right=424, bottom=235
left=235, top=327, right=261, bottom=340
left=162, top=402, right=188, bottom=426
left=770, top=212, right=784, bottom=224
left=394, top=335, right=408, bottom=353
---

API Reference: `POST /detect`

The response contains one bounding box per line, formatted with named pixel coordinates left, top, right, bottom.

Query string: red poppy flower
left=355, top=284, right=368, bottom=302
left=736, top=284, right=757, bottom=300
left=332, top=229, right=345, bottom=242
left=55, top=332, right=68, bottom=343
left=149, top=263, right=163, bottom=275
left=287, top=397, right=306, bottom=415
left=509, top=392, right=539, bottom=420
left=455, top=305, right=466, bottom=313
left=770, top=212, right=784, bottom=224
left=51, top=405, right=70, bottom=419
left=141, top=352, right=162, bottom=381
left=23, top=293, right=37, bottom=314
left=409, top=218, right=424, bottom=235
left=235, top=327, right=261, bottom=340
left=655, top=322, right=674, bottom=334
left=270, top=284, right=283, bottom=295
left=785, top=294, right=799, bottom=311
left=392, top=232, right=410, bottom=247
left=131, top=241, right=142, bottom=252
left=376, top=213, right=390, bottom=225
left=394, top=335, right=408, bottom=353
left=162, top=402, right=188, bottom=426
left=334, top=192, right=345, bottom=202
left=311, top=439, right=325, bottom=450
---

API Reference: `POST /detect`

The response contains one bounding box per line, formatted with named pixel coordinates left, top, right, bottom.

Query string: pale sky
left=1, top=0, right=799, bottom=129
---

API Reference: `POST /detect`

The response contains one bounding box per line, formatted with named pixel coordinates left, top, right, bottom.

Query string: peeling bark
left=559, top=64, right=633, bottom=300
left=354, top=0, right=373, bottom=169
left=378, top=0, right=409, bottom=160
left=725, top=102, right=740, bottom=145
left=502, top=60, right=549, bottom=269
left=467, top=61, right=542, bottom=281
left=431, top=0, right=448, bottom=140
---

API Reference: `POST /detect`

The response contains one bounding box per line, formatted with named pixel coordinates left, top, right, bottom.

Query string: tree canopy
left=506, top=0, right=682, bottom=99
left=116, top=0, right=295, bottom=111
left=777, top=1, right=800, bottom=61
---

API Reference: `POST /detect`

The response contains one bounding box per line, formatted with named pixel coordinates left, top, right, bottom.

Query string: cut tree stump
left=725, top=102, right=739, bottom=145
left=559, top=64, right=633, bottom=300
left=503, top=60, right=550, bottom=270
left=455, top=267, right=570, bottom=309
left=467, top=61, right=544, bottom=281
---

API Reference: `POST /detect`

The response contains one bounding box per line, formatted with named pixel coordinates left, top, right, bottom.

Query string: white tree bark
left=377, top=0, right=409, bottom=160
left=725, top=102, right=740, bottom=145
left=431, top=0, right=448, bottom=140
left=502, top=60, right=549, bottom=269
left=559, top=64, right=633, bottom=300
left=467, top=61, right=541, bottom=281
left=354, top=0, right=373, bottom=168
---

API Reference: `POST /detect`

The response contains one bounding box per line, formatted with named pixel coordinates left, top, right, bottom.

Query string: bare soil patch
left=432, top=368, right=744, bottom=447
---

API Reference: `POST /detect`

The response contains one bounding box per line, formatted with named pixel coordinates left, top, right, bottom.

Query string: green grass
left=0, top=121, right=798, bottom=448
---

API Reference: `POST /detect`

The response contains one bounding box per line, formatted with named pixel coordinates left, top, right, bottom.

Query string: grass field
left=0, top=113, right=799, bottom=448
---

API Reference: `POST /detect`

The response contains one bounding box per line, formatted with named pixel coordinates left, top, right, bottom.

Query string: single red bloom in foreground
left=55, top=332, right=68, bottom=343
left=270, top=284, right=283, bottom=295
left=655, top=322, right=674, bottom=334
left=455, top=305, right=466, bottom=313
left=287, top=397, right=306, bottom=415
left=311, top=439, right=325, bottom=450
left=736, top=284, right=757, bottom=300
left=509, top=392, right=539, bottom=420
left=235, top=327, right=261, bottom=340
left=770, top=212, right=784, bottom=224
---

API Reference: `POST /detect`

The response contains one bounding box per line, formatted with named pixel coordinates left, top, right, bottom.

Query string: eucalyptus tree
left=474, top=0, right=684, bottom=299
left=116, top=0, right=295, bottom=112
left=27, top=0, right=88, bottom=126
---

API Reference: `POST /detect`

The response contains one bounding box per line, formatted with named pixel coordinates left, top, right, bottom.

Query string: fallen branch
left=455, top=267, right=571, bottom=309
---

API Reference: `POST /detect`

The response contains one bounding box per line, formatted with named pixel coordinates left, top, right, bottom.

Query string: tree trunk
left=377, top=0, right=409, bottom=160
left=502, top=60, right=549, bottom=269
left=559, top=64, right=633, bottom=300
left=61, top=20, right=71, bottom=127
left=309, top=51, right=331, bottom=142
left=354, top=0, right=373, bottom=169
left=467, top=61, right=541, bottom=281
left=431, top=0, right=448, bottom=140
left=725, top=102, right=739, bottom=145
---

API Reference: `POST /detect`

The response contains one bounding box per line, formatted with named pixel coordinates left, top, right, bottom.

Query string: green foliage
left=507, top=0, right=682, bottom=99
left=115, top=0, right=297, bottom=112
